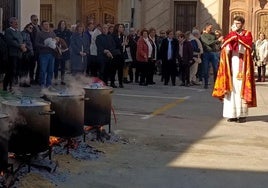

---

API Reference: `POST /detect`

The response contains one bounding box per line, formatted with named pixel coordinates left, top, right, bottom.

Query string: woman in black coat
left=110, top=24, right=126, bottom=88
left=54, top=20, right=72, bottom=85
left=177, top=33, right=193, bottom=86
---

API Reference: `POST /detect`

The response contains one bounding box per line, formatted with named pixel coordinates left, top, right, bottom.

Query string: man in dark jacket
left=3, top=17, right=27, bottom=92
left=159, top=30, right=178, bottom=86
left=96, top=24, right=117, bottom=85
left=29, top=14, right=41, bottom=84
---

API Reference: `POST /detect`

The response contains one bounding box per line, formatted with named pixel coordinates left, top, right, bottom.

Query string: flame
left=49, top=136, right=61, bottom=146
left=84, top=125, right=104, bottom=132
left=8, top=152, right=15, bottom=159
left=84, top=125, right=94, bottom=131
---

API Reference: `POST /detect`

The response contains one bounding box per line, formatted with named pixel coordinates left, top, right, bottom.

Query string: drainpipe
left=131, top=0, right=135, bottom=27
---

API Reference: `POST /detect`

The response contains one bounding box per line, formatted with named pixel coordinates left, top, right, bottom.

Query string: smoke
left=0, top=113, right=9, bottom=140
left=66, top=74, right=108, bottom=91
left=40, top=74, right=109, bottom=98
left=64, top=74, right=89, bottom=95
left=0, top=104, right=21, bottom=140
left=40, top=74, right=95, bottom=97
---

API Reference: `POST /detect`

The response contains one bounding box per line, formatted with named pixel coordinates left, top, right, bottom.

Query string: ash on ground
left=50, top=129, right=130, bottom=160
left=51, top=137, right=104, bottom=160
left=1, top=156, right=66, bottom=188
left=10, top=164, right=69, bottom=188
left=84, top=128, right=130, bottom=144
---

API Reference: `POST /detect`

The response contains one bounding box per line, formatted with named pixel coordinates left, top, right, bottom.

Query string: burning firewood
left=49, top=136, right=62, bottom=147
left=64, top=138, right=79, bottom=151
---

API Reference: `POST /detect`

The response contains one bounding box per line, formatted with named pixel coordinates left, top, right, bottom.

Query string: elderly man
left=96, top=24, right=117, bottom=85
left=3, top=17, right=26, bottom=92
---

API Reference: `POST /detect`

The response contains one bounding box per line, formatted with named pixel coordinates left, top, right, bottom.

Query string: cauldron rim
left=1, top=100, right=50, bottom=107
left=83, top=86, right=113, bottom=90
left=0, top=112, right=9, bottom=119
left=44, top=91, right=84, bottom=97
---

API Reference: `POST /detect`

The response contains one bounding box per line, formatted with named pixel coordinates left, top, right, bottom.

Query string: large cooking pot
left=43, top=91, right=85, bottom=138
left=0, top=113, right=9, bottom=172
left=83, top=87, right=113, bottom=127
left=1, top=98, right=53, bottom=155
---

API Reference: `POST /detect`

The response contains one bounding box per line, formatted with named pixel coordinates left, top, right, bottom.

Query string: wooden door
left=174, top=1, right=196, bottom=32
left=257, top=12, right=268, bottom=40
left=0, top=0, right=15, bottom=30
left=40, top=4, right=53, bottom=23
left=81, top=0, right=118, bottom=25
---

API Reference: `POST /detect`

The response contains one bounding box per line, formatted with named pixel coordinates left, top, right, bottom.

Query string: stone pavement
left=1, top=75, right=268, bottom=188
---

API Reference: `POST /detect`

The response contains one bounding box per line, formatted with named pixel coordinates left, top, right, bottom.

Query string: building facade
left=1, top=0, right=268, bottom=40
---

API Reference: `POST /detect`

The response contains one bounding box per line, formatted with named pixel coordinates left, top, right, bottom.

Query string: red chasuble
left=212, top=30, right=257, bottom=107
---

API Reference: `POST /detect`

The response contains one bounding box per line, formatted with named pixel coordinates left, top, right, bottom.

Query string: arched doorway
left=256, top=12, right=268, bottom=39
left=80, top=0, right=118, bottom=25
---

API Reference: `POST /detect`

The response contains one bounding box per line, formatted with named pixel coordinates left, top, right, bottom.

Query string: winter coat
left=136, top=37, right=149, bottom=62
left=70, top=32, right=90, bottom=73
left=5, top=27, right=24, bottom=57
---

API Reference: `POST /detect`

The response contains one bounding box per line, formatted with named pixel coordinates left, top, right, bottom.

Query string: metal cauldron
left=83, top=86, right=113, bottom=127
left=0, top=113, right=9, bottom=172
left=1, top=98, right=53, bottom=155
left=43, top=91, right=86, bottom=138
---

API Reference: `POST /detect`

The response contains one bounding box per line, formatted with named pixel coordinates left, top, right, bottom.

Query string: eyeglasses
left=28, top=27, right=33, bottom=29
left=33, top=19, right=38, bottom=21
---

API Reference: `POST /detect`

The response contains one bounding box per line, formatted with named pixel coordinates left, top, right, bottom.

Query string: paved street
left=106, top=76, right=268, bottom=188
left=1, top=75, right=268, bottom=188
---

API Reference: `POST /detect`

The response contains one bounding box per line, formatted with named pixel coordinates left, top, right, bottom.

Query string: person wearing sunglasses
left=29, top=14, right=41, bottom=85
left=20, top=24, right=34, bottom=87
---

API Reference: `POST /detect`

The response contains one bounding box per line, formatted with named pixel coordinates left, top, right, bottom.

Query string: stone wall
left=40, top=0, right=77, bottom=28
left=198, top=0, right=223, bottom=31
left=140, top=0, right=171, bottom=31
left=131, top=0, right=223, bottom=33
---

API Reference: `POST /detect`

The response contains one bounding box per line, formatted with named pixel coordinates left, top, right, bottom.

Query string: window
left=174, top=1, right=197, bottom=32
left=40, top=4, right=52, bottom=23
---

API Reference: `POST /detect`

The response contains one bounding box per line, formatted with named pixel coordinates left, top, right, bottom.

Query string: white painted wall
left=18, top=0, right=40, bottom=30
left=199, top=0, right=222, bottom=30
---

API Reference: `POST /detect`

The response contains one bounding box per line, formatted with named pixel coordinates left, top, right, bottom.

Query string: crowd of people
left=0, top=14, right=224, bottom=92
left=0, top=14, right=263, bottom=123
left=0, top=15, right=264, bottom=94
